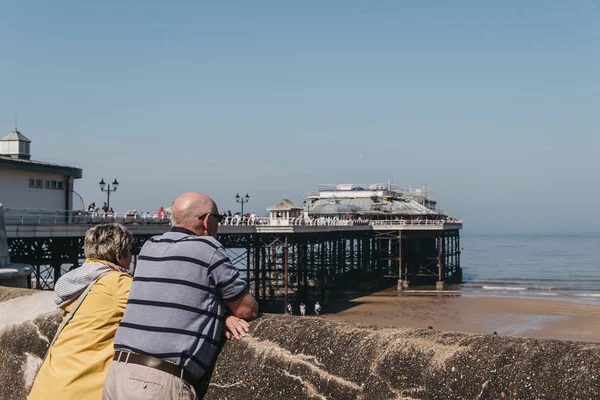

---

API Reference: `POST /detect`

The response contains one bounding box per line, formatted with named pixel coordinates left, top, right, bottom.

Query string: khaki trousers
left=102, top=360, right=198, bottom=400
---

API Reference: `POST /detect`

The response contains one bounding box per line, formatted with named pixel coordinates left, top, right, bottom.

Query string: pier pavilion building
left=303, top=183, right=446, bottom=221
left=0, top=129, right=82, bottom=210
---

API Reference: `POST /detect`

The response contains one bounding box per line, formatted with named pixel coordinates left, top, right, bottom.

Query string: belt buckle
left=116, top=350, right=131, bottom=364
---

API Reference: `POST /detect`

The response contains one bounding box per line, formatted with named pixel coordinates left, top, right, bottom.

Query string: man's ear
left=199, top=214, right=210, bottom=232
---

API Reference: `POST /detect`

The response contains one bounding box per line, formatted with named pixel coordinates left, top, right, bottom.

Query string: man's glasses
left=199, top=213, right=225, bottom=223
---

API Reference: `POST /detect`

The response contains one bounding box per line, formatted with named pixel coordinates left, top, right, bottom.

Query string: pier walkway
left=4, top=208, right=463, bottom=238
left=3, top=207, right=463, bottom=299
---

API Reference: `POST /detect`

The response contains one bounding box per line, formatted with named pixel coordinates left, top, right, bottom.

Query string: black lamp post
left=99, top=178, right=119, bottom=209
left=303, top=200, right=311, bottom=214
left=236, top=193, right=250, bottom=215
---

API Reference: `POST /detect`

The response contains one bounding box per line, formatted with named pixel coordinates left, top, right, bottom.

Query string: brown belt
left=113, top=350, right=194, bottom=385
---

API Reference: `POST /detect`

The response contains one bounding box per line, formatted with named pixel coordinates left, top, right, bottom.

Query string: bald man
left=103, top=192, right=258, bottom=400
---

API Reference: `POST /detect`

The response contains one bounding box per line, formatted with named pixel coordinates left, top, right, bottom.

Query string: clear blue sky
left=1, top=1, right=599, bottom=233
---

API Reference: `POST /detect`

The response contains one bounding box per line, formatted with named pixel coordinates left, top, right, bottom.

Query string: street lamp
left=99, top=178, right=119, bottom=209
left=303, top=200, right=311, bottom=214
left=236, top=193, right=250, bottom=215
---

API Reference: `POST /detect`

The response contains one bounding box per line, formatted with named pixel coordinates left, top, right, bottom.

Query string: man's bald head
left=171, top=192, right=218, bottom=235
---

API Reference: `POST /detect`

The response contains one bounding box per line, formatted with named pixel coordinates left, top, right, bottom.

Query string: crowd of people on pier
left=68, top=208, right=463, bottom=229
left=83, top=203, right=171, bottom=220
left=80, top=201, right=462, bottom=228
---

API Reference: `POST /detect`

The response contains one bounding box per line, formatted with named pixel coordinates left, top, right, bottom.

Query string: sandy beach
left=323, top=287, right=600, bottom=343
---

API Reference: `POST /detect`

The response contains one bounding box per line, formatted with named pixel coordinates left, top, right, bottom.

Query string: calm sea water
left=460, top=233, right=600, bottom=304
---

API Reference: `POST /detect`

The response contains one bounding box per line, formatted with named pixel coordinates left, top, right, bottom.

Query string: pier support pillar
left=397, top=279, right=403, bottom=291
left=436, top=281, right=445, bottom=291
left=0, top=204, right=32, bottom=288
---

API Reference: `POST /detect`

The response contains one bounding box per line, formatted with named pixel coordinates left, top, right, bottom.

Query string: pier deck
left=4, top=209, right=462, bottom=311
left=6, top=220, right=463, bottom=238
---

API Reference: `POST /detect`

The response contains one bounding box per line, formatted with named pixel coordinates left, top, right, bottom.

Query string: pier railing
left=2, top=208, right=172, bottom=225
left=2, top=208, right=462, bottom=228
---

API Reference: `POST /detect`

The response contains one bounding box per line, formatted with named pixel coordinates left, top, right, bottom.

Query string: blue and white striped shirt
left=113, top=227, right=248, bottom=380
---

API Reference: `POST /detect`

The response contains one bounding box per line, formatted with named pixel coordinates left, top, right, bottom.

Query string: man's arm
left=208, top=245, right=259, bottom=321
left=227, top=292, right=258, bottom=321
left=223, top=293, right=258, bottom=340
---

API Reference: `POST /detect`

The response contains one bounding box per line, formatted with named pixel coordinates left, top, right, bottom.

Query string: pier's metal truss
left=8, top=229, right=461, bottom=309
left=220, top=231, right=378, bottom=312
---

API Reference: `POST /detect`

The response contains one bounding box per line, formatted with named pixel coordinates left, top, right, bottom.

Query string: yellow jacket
left=29, top=271, right=132, bottom=400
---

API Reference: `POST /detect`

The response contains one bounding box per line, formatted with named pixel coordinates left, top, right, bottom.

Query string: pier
left=3, top=205, right=462, bottom=311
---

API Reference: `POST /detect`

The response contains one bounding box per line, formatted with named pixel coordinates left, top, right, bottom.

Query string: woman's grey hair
left=84, top=223, right=133, bottom=263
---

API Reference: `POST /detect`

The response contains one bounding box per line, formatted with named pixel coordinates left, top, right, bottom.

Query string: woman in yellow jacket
left=29, top=223, right=134, bottom=400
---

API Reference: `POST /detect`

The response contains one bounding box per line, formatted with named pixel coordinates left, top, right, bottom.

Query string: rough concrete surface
left=0, top=310, right=61, bottom=400
left=2, top=295, right=600, bottom=400
left=205, top=315, right=600, bottom=400
left=0, top=291, right=55, bottom=327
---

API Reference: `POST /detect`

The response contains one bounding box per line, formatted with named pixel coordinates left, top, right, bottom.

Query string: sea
left=460, top=232, right=600, bottom=305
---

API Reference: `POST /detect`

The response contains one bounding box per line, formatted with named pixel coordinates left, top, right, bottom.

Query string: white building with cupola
left=0, top=128, right=83, bottom=211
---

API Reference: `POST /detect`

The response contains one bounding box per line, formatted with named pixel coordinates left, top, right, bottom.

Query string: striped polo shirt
left=113, top=227, right=248, bottom=380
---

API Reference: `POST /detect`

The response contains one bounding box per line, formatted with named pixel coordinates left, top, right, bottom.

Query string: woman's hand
left=224, top=316, right=250, bottom=340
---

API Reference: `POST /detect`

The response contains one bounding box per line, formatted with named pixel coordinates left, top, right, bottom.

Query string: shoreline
left=322, top=287, right=600, bottom=343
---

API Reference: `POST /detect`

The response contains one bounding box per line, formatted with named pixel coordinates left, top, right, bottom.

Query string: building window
left=31, top=179, right=67, bottom=189
left=41, top=179, right=63, bottom=190
left=30, top=178, right=43, bottom=188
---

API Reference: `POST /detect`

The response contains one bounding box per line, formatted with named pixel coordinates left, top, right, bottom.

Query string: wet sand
left=323, top=287, right=600, bottom=343
left=0, top=287, right=35, bottom=303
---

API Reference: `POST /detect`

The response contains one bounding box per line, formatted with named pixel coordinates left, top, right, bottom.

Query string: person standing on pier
left=103, top=192, right=258, bottom=400
left=300, top=303, right=306, bottom=316
left=315, top=301, right=322, bottom=316
left=287, top=302, right=293, bottom=315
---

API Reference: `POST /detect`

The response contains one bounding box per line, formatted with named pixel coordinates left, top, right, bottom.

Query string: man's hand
left=224, top=316, right=250, bottom=340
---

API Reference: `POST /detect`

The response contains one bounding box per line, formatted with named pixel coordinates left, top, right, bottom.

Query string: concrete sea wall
left=206, top=315, right=600, bottom=399
left=1, top=289, right=599, bottom=400
left=0, top=290, right=60, bottom=400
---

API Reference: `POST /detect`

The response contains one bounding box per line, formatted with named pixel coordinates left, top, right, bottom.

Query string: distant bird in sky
left=358, top=155, right=363, bottom=159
